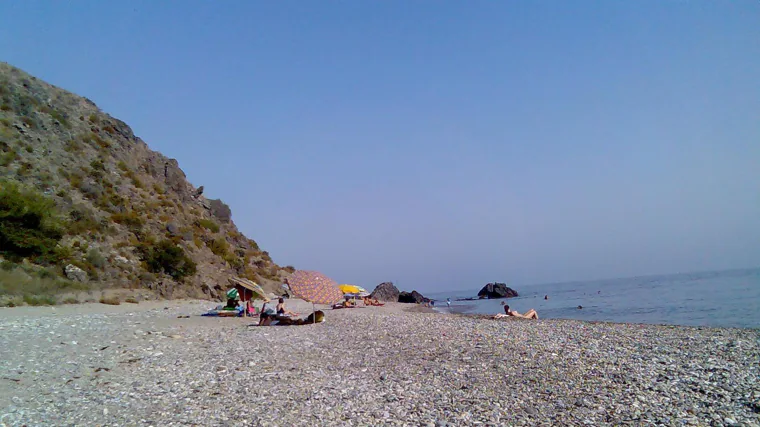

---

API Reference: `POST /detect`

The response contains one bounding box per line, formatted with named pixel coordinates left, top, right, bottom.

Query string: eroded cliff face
left=0, top=62, right=293, bottom=300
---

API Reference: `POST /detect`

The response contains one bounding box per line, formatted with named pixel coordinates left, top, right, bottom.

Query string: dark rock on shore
left=398, top=290, right=427, bottom=304
left=477, top=283, right=518, bottom=299
left=370, top=282, right=400, bottom=302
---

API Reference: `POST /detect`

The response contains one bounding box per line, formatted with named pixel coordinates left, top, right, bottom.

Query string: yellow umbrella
left=339, top=284, right=362, bottom=294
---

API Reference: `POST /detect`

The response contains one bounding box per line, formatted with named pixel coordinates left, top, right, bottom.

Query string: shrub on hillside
left=99, top=296, right=120, bottom=305
left=138, top=239, right=197, bottom=281
left=196, top=218, right=220, bottom=233
left=206, top=237, right=229, bottom=257
left=111, top=211, right=144, bottom=233
left=67, top=205, right=105, bottom=235
left=0, top=263, right=91, bottom=307
left=0, top=180, right=65, bottom=263
left=0, top=149, right=18, bottom=167
left=86, top=248, right=107, bottom=269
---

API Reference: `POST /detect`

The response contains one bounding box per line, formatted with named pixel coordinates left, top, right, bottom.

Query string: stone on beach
left=369, top=282, right=400, bottom=302
left=398, top=290, right=427, bottom=304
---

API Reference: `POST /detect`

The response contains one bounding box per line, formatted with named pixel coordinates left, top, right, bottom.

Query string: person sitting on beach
left=259, top=302, right=276, bottom=326
left=276, top=298, right=298, bottom=317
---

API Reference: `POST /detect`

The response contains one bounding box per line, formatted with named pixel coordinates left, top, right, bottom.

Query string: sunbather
left=494, top=304, right=539, bottom=319
left=276, top=298, right=298, bottom=317
left=363, top=297, right=383, bottom=306
left=246, top=300, right=256, bottom=317
left=334, top=298, right=360, bottom=309
left=273, top=310, right=326, bottom=326
left=258, top=302, right=275, bottom=326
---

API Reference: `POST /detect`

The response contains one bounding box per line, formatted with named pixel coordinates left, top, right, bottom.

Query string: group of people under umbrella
left=224, top=270, right=378, bottom=325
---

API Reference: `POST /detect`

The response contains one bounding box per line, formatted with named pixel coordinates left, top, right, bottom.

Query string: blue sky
left=2, top=1, right=759, bottom=292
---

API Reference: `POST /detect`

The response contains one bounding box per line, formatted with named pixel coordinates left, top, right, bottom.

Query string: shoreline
left=1, top=298, right=757, bottom=331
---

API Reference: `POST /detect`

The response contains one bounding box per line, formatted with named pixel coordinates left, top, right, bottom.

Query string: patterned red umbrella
left=286, top=270, right=343, bottom=305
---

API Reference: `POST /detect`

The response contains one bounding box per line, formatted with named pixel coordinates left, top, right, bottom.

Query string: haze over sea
left=427, top=268, right=760, bottom=329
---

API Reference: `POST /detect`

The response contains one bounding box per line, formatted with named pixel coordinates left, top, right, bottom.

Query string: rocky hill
left=0, top=62, right=293, bottom=305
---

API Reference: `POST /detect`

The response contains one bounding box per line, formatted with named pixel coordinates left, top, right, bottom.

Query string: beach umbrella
left=286, top=270, right=343, bottom=322
left=287, top=270, right=343, bottom=305
left=339, top=284, right=362, bottom=294
left=228, top=277, right=266, bottom=301
left=340, top=284, right=371, bottom=305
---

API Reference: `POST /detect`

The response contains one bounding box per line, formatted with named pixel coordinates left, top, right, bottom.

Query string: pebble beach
left=1, top=300, right=758, bottom=426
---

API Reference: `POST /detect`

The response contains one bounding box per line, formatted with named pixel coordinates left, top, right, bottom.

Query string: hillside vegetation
left=0, top=63, right=294, bottom=306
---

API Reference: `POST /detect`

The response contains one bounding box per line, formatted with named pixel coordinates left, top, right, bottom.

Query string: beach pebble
left=0, top=300, right=757, bottom=426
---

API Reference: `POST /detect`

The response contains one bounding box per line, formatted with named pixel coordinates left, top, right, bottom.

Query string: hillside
left=0, top=62, right=293, bottom=305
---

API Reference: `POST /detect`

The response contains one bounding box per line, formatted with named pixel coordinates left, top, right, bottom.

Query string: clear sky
left=2, top=1, right=759, bottom=292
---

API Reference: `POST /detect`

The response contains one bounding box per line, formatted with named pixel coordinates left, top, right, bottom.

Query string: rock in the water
left=64, top=264, right=88, bottom=282
left=398, top=290, right=426, bottom=304
left=370, top=282, right=400, bottom=302
left=477, top=283, right=518, bottom=299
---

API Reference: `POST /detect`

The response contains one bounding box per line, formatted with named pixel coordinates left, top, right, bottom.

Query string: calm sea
left=425, top=268, right=760, bottom=329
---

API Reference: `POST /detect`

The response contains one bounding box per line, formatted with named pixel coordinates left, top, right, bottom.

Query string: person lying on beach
left=271, top=310, right=326, bottom=326
left=494, top=304, right=539, bottom=319
left=332, top=300, right=356, bottom=309
left=276, top=298, right=298, bottom=317
left=362, top=298, right=384, bottom=306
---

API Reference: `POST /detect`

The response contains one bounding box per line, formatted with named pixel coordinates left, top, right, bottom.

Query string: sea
left=424, top=268, right=760, bottom=329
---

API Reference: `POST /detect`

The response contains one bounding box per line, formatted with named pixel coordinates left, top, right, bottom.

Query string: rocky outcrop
left=0, top=62, right=292, bottom=301
left=209, top=199, right=232, bottom=223
left=64, top=264, right=87, bottom=282
left=398, top=290, right=427, bottom=304
left=477, top=283, right=518, bottom=299
left=370, top=282, right=400, bottom=302
left=163, top=159, right=191, bottom=201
